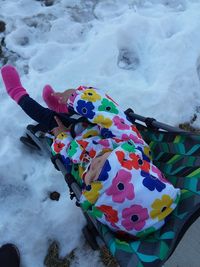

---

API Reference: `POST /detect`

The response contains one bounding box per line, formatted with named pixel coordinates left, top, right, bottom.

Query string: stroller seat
left=21, top=110, right=200, bottom=267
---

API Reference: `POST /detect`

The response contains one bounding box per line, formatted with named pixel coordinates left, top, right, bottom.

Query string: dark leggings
left=18, top=95, right=72, bottom=131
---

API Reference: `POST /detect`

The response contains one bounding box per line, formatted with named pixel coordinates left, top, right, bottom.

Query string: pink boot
left=42, top=85, right=68, bottom=113
left=1, top=65, right=28, bottom=103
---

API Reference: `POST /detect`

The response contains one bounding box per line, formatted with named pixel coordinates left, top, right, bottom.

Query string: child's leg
left=1, top=65, right=28, bottom=103
left=18, top=95, right=61, bottom=130
left=1, top=65, right=71, bottom=131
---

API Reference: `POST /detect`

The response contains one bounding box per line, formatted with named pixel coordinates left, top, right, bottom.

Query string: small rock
left=0, top=21, right=6, bottom=32
left=50, top=191, right=60, bottom=201
left=44, top=0, right=54, bottom=6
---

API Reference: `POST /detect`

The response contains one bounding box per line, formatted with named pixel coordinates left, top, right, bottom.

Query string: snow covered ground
left=1, top=0, right=200, bottom=266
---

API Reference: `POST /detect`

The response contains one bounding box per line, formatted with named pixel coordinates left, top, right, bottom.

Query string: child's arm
left=64, top=86, right=144, bottom=143
left=51, top=116, right=73, bottom=156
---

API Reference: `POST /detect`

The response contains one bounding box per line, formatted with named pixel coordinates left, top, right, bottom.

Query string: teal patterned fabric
left=93, top=126, right=200, bottom=267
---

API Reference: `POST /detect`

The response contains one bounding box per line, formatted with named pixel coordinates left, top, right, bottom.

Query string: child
left=1, top=65, right=180, bottom=238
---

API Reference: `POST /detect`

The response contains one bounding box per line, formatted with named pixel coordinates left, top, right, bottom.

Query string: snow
left=1, top=0, right=200, bottom=266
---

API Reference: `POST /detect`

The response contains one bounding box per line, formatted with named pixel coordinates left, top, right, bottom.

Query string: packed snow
left=1, top=0, right=200, bottom=266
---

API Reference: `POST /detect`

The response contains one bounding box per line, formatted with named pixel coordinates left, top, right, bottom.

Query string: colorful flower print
left=77, top=140, right=89, bottom=149
left=93, top=115, right=112, bottom=128
left=89, top=206, right=103, bottom=218
left=131, top=125, right=142, bottom=139
left=53, top=141, right=65, bottom=153
left=97, top=205, right=119, bottom=224
left=121, top=140, right=136, bottom=153
left=136, top=146, right=150, bottom=162
left=61, top=155, right=71, bottom=172
left=130, top=153, right=150, bottom=172
left=144, top=146, right=152, bottom=160
left=81, top=88, right=101, bottom=102
left=123, top=133, right=144, bottom=145
left=98, top=160, right=111, bottom=182
left=129, top=153, right=141, bottom=169
left=113, top=116, right=130, bottom=130
left=88, top=148, right=96, bottom=158
left=105, top=93, right=119, bottom=105
left=68, top=91, right=78, bottom=105
left=98, top=139, right=110, bottom=147
left=141, top=171, right=166, bottom=192
left=56, top=132, right=68, bottom=140
left=80, top=151, right=91, bottom=164
left=67, top=141, right=78, bottom=157
left=83, top=182, right=103, bottom=204
left=102, top=148, right=113, bottom=154
left=71, top=164, right=82, bottom=186
left=151, top=165, right=169, bottom=183
left=150, top=195, right=173, bottom=221
left=98, top=98, right=119, bottom=114
left=113, top=137, right=123, bottom=144
left=77, top=86, right=88, bottom=91
left=116, top=151, right=150, bottom=172
left=116, top=151, right=133, bottom=170
left=100, top=128, right=115, bottom=138
left=106, top=169, right=134, bottom=203
left=78, top=165, right=84, bottom=178
left=76, top=100, right=95, bottom=119
left=122, top=204, right=149, bottom=231
left=83, top=130, right=99, bottom=138
left=81, top=200, right=91, bottom=211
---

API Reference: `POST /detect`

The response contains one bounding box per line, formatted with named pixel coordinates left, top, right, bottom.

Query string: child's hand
left=52, top=116, right=70, bottom=137
left=52, top=89, right=75, bottom=104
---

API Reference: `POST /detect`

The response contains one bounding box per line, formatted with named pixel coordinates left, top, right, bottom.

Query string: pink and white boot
left=1, top=65, right=28, bottom=103
left=42, top=85, right=68, bottom=113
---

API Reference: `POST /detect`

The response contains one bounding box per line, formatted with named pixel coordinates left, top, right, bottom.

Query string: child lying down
left=1, top=65, right=180, bottom=238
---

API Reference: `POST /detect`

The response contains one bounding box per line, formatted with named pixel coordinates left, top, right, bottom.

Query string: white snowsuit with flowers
left=51, top=86, right=180, bottom=238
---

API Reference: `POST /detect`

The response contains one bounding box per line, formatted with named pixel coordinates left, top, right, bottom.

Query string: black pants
left=18, top=95, right=72, bottom=131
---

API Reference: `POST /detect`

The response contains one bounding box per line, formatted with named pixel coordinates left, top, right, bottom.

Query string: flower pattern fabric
left=113, top=116, right=130, bottom=130
left=97, top=205, right=119, bottom=224
left=106, top=169, right=135, bottom=203
left=150, top=195, right=174, bottom=221
left=76, top=100, right=95, bottom=119
left=122, top=204, right=149, bottom=231
left=81, top=88, right=101, bottom=102
left=141, top=171, right=166, bottom=192
left=51, top=86, right=180, bottom=237
left=98, top=98, right=119, bottom=114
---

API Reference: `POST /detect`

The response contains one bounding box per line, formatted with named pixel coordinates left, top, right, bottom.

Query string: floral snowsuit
left=51, top=86, right=180, bottom=238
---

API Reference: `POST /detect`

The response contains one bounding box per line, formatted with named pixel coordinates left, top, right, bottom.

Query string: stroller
left=20, top=108, right=200, bottom=267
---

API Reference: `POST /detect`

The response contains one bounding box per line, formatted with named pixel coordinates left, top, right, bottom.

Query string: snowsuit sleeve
left=51, top=130, right=73, bottom=166
left=67, top=86, right=144, bottom=144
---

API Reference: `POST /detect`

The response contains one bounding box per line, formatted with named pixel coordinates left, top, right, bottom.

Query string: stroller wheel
left=82, top=225, right=99, bottom=250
